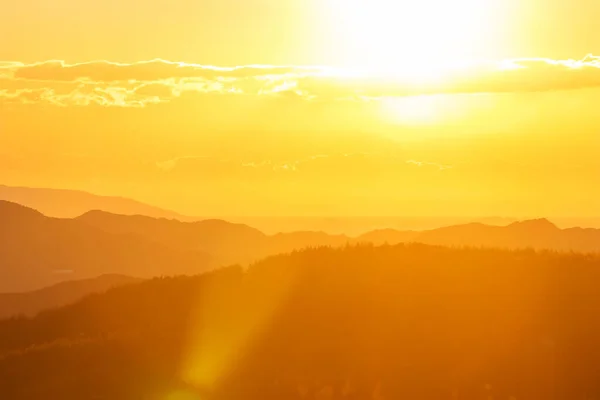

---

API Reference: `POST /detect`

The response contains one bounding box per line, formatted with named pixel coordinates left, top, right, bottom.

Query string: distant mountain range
left=0, top=201, right=212, bottom=292
left=3, top=198, right=600, bottom=294
left=414, top=219, right=600, bottom=252
left=223, top=215, right=519, bottom=235
left=78, top=210, right=600, bottom=259
left=0, top=274, right=142, bottom=319
left=3, top=183, right=600, bottom=233
left=0, top=184, right=186, bottom=220
left=76, top=210, right=351, bottom=266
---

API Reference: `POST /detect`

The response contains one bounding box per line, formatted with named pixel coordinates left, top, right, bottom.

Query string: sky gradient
left=1, top=0, right=599, bottom=217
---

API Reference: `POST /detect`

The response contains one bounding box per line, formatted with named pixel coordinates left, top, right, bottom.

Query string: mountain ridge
left=76, top=206, right=600, bottom=261
left=0, top=184, right=188, bottom=220
left=4, top=200, right=600, bottom=293
left=0, top=274, right=142, bottom=319
left=0, top=201, right=213, bottom=292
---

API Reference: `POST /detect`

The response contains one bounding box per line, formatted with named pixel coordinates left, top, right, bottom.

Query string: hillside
left=76, top=210, right=267, bottom=265
left=415, top=218, right=600, bottom=252
left=0, top=275, right=142, bottom=318
left=77, top=210, right=354, bottom=265
left=0, top=184, right=187, bottom=220
left=1, top=245, right=599, bottom=399
left=0, top=201, right=213, bottom=292
left=78, top=210, right=600, bottom=266
left=4, top=200, right=600, bottom=293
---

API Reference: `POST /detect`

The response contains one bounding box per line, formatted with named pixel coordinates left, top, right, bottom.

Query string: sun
left=327, top=0, right=500, bottom=78
left=381, top=95, right=450, bottom=125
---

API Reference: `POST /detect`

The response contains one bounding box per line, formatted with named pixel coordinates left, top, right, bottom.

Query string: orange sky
left=1, top=0, right=599, bottom=217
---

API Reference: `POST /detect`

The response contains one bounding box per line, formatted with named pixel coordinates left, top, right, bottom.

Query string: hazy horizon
left=4, top=182, right=600, bottom=235
left=2, top=0, right=600, bottom=217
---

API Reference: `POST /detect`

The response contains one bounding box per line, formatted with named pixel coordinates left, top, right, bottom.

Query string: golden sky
left=1, top=0, right=599, bottom=217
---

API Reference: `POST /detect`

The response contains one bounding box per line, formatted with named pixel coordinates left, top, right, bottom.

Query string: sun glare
left=325, top=0, right=500, bottom=124
left=328, top=0, right=499, bottom=78
left=382, top=95, right=445, bottom=125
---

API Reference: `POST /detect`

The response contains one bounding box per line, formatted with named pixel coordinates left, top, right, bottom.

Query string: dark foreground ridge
left=1, top=244, right=600, bottom=400
left=0, top=275, right=142, bottom=319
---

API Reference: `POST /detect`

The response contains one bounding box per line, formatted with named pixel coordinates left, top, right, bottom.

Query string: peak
left=0, top=200, right=42, bottom=213
left=79, top=209, right=115, bottom=218
left=509, top=218, right=558, bottom=230
left=0, top=200, right=45, bottom=220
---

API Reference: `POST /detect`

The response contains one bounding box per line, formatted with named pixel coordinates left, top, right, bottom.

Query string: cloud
left=2, top=55, right=600, bottom=107
left=0, top=88, right=56, bottom=104
left=0, top=81, right=166, bottom=107
left=7, top=59, right=315, bottom=82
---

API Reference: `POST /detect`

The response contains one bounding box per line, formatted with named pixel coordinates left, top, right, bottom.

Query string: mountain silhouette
left=4, top=200, right=600, bottom=293
left=414, top=218, right=600, bottom=252
left=78, top=209, right=600, bottom=264
left=1, top=244, right=600, bottom=400
left=0, top=184, right=187, bottom=220
left=0, top=274, right=142, bottom=318
left=77, top=210, right=268, bottom=265
left=0, top=201, right=213, bottom=292
left=77, top=211, right=370, bottom=265
left=77, top=210, right=358, bottom=265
